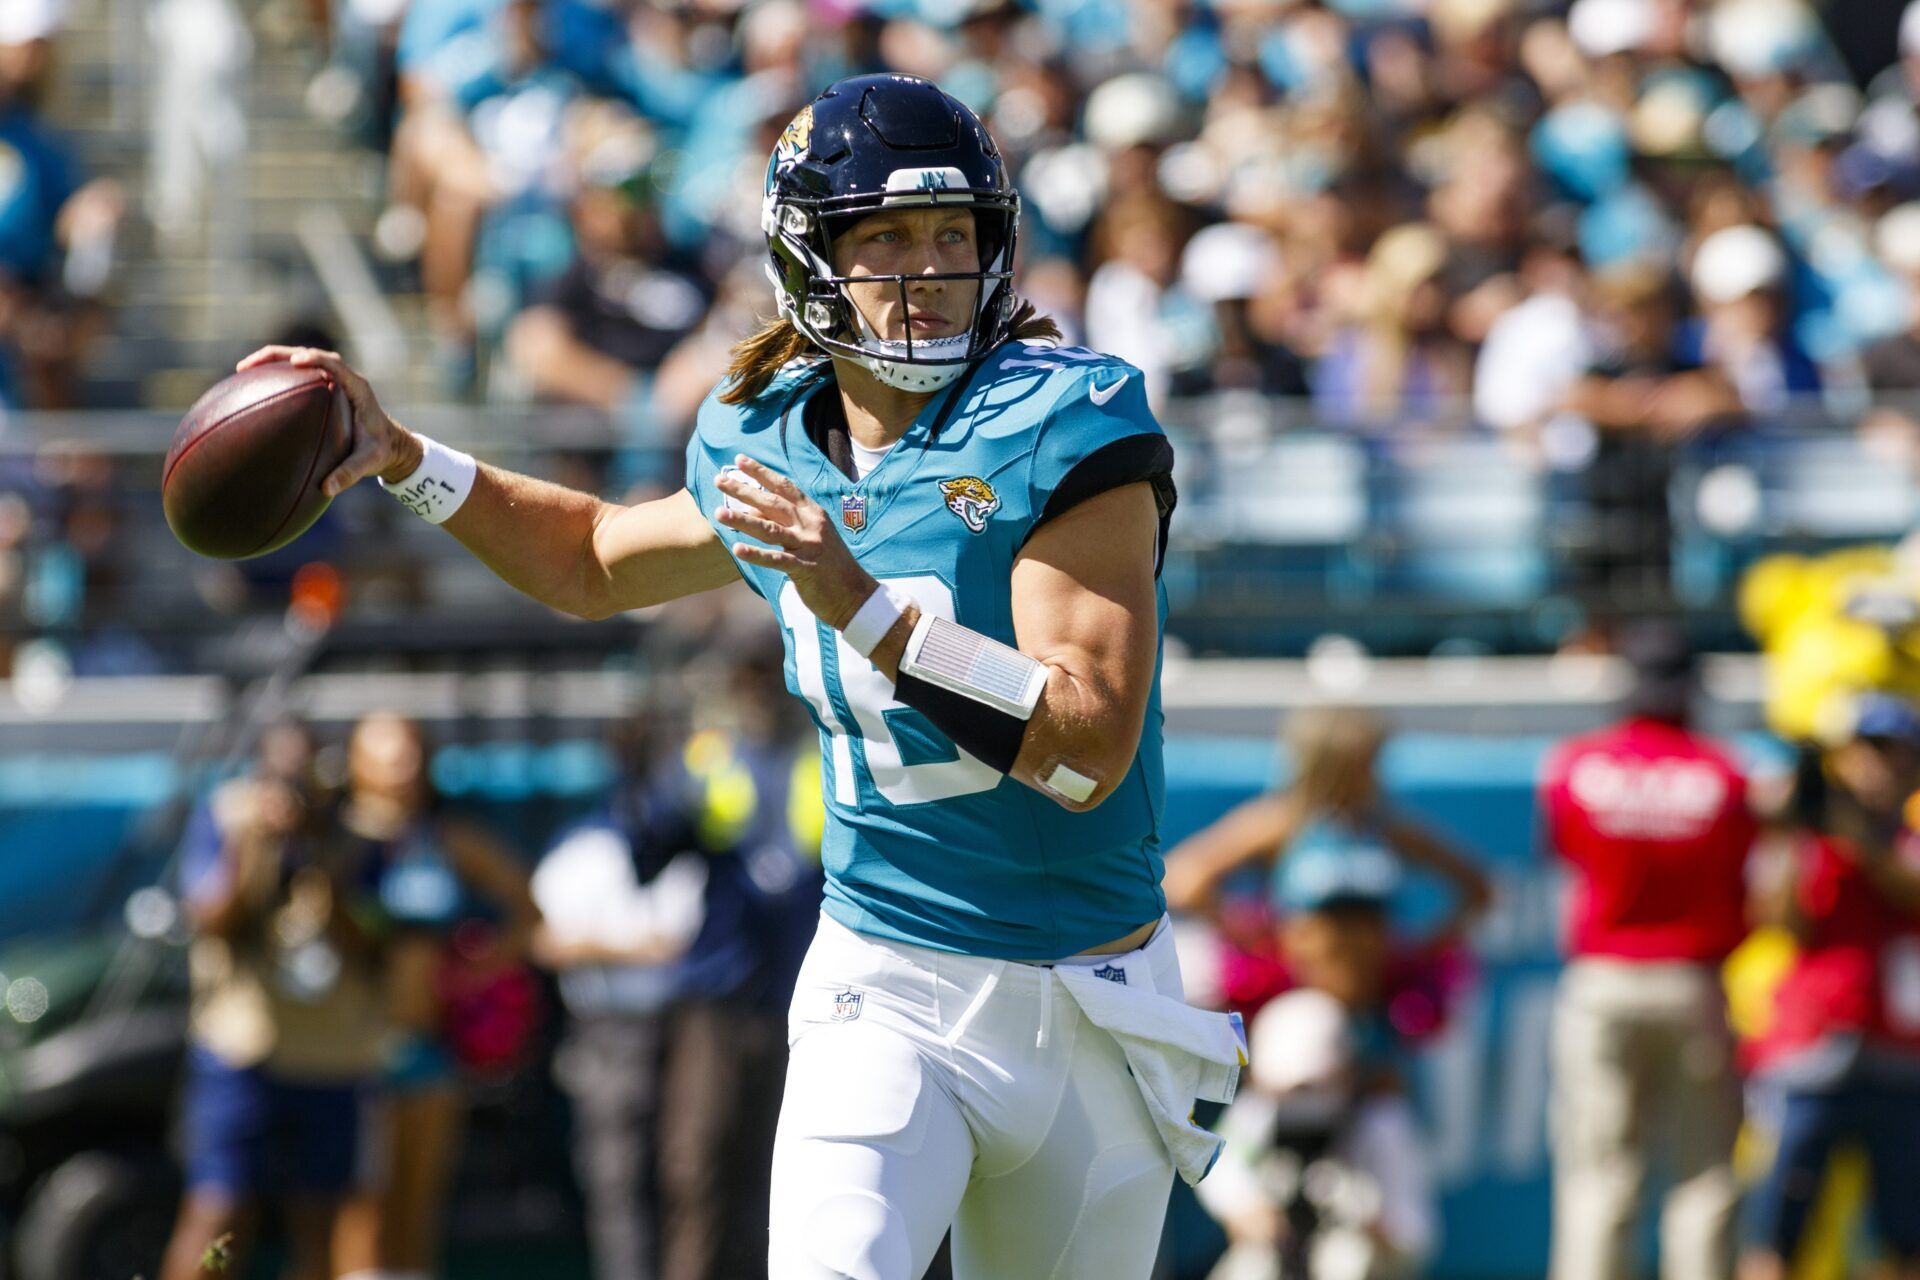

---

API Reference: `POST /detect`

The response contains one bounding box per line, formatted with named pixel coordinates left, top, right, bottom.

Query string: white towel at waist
left=1056, top=964, right=1248, bottom=1185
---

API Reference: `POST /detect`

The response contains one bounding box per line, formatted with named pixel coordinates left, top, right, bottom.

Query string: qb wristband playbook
left=379, top=433, right=477, bottom=524
left=892, top=613, right=1048, bottom=776
left=899, top=613, right=1048, bottom=719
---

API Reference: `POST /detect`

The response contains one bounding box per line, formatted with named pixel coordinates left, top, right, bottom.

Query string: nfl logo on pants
left=832, top=988, right=864, bottom=1021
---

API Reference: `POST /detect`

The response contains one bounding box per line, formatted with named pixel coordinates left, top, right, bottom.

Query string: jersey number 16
left=777, top=578, right=1004, bottom=808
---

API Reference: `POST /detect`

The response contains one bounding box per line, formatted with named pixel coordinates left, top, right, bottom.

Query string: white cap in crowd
left=1083, top=73, right=1186, bottom=152
left=1249, top=989, right=1355, bottom=1095
left=1568, top=0, right=1653, bottom=59
left=348, top=0, right=410, bottom=25
left=0, top=0, right=65, bottom=45
left=1878, top=203, right=1920, bottom=276
left=1180, top=221, right=1279, bottom=305
left=1691, top=224, right=1787, bottom=304
left=1903, top=0, right=1920, bottom=59
left=1706, top=0, right=1819, bottom=80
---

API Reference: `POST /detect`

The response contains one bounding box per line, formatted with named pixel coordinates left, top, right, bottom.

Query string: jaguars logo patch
left=772, top=105, right=813, bottom=174
left=939, top=477, right=1000, bottom=534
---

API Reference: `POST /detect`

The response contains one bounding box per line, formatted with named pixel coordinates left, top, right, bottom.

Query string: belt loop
left=945, top=962, right=1003, bottom=1048
left=1036, top=970, right=1054, bottom=1050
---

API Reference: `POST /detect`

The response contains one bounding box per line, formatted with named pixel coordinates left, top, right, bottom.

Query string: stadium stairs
left=49, top=0, right=441, bottom=410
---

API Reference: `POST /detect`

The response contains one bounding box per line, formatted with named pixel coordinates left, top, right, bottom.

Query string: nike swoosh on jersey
left=1088, top=374, right=1130, bottom=406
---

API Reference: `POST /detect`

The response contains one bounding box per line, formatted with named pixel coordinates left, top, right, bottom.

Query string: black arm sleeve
left=893, top=671, right=1029, bottom=775
left=1022, top=434, right=1177, bottom=575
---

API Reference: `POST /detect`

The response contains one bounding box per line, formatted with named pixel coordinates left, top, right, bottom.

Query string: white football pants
left=768, top=913, right=1180, bottom=1280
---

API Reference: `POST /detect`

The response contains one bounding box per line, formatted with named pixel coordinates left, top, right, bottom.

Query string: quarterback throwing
left=241, top=73, right=1243, bottom=1280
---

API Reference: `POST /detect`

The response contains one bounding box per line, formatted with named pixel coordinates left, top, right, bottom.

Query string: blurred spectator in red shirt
left=1540, top=621, right=1755, bottom=1280
left=1741, top=693, right=1920, bottom=1280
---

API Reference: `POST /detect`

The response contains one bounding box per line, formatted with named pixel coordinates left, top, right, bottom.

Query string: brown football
left=162, top=363, right=353, bottom=560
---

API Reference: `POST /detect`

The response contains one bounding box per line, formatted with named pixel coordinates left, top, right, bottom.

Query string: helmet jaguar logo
left=772, top=105, right=813, bottom=173
left=939, top=477, right=1000, bottom=534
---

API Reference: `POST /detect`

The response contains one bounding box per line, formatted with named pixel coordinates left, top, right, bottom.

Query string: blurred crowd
left=226, top=0, right=1920, bottom=644
left=1163, top=623, right=1920, bottom=1280
left=0, top=0, right=134, bottom=684
left=19, top=0, right=1920, bottom=662
left=14, top=1, right=1920, bottom=1275
left=159, top=615, right=825, bottom=1280
left=298, top=0, right=1920, bottom=453
left=0, top=0, right=120, bottom=416
left=128, top=603, right=1920, bottom=1280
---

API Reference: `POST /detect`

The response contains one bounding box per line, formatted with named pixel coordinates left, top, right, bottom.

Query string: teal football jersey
left=684, top=342, right=1174, bottom=959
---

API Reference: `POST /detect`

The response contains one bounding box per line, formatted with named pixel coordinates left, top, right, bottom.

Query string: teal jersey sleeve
left=1022, top=351, right=1176, bottom=558
left=682, top=394, right=753, bottom=595
left=682, top=364, right=824, bottom=602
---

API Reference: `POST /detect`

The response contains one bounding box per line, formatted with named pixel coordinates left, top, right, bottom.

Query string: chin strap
left=846, top=305, right=971, bottom=392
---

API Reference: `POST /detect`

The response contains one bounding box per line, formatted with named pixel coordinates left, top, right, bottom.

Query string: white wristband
left=841, top=585, right=907, bottom=659
left=379, top=433, right=477, bottom=524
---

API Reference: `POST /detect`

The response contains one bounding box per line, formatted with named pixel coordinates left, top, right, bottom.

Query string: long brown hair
left=718, top=299, right=1062, bottom=406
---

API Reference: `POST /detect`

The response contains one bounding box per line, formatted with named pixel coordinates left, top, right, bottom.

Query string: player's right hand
left=236, top=346, right=423, bottom=496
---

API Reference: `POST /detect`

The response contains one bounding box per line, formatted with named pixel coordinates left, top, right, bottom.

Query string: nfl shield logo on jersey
left=832, top=988, right=864, bottom=1021
left=1092, top=964, right=1127, bottom=986
left=841, top=493, right=867, bottom=532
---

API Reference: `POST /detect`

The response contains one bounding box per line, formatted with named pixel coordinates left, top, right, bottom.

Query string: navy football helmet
left=761, top=74, right=1020, bottom=392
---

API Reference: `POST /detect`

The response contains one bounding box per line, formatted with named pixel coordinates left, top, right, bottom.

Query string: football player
left=240, top=73, right=1243, bottom=1279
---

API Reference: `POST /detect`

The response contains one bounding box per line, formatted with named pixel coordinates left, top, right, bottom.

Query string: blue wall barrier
left=1, top=730, right=1786, bottom=1278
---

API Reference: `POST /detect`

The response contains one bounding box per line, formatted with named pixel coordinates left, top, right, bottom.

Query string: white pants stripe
left=768, top=914, right=1179, bottom=1279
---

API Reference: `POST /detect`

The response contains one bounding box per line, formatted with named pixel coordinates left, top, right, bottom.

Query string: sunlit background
left=1, top=0, right=1917, bottom=1276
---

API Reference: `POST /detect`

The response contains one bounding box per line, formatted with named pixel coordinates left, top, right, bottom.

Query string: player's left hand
left=716, top=455, right=875, bottom=628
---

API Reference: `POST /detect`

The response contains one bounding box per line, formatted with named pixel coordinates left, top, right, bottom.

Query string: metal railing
left=2, top=396, right=1915, bottom=658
